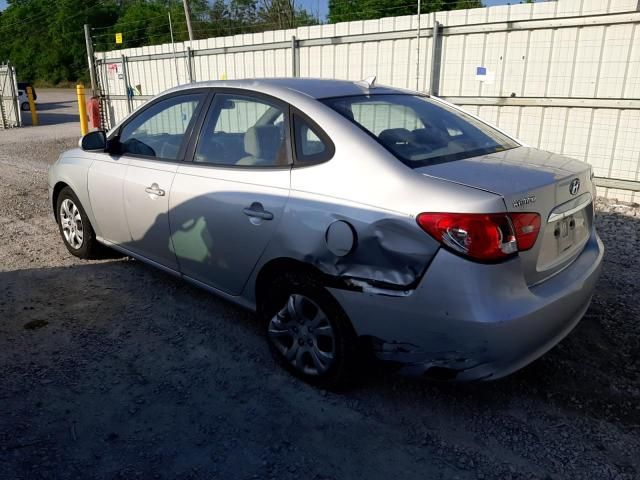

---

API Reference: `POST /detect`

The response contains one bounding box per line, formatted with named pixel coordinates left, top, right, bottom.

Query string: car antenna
left=358, top=75, right=377, bottom=89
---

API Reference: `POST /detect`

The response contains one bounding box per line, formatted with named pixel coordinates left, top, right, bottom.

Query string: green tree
left=0, top=0, right=479, bottom=85
left=257, top=0, right=317, bottom=30
left=205, top=0, right=260, bottom=36
left=0, top=0, right=119, bottom=84
left=328, top=0, right=483, bottom=23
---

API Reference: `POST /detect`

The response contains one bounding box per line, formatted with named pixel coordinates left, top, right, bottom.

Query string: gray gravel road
left=20, top=88, right=79, bottom=129
left=1, top=92, right=639, bottom=480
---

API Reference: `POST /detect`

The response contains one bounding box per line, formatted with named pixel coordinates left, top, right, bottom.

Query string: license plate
left=537, top=208, right=590, bottom=271
left=557, top=216, right=574, bottom=252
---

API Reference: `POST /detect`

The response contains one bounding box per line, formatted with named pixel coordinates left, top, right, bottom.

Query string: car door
left=169, top=92, right=291, bottom=295
left=116, top=91, right=207, bottom=271
left=87, top=151, right=131, bottom=246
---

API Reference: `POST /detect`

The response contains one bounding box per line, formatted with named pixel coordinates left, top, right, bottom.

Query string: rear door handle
left=243, top=202, right=274, bottom=221
left=144, top=183, right=165, bottom=196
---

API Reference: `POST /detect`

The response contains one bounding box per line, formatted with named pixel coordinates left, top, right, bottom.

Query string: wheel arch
left=50, top=161, right=100, bottom=239
left=52, top=181, right=71, bottom=220
left=254, top=257, right=332, bottom=317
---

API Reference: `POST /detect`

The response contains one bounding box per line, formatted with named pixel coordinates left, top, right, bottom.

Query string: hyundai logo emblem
left=569, top=178, right=580, bottom=195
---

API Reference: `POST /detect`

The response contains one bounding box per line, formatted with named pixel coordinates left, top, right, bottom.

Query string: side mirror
left=80, top=130, right=107, bottom=152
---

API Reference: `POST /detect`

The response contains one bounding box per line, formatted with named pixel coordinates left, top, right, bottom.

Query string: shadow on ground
left=19, top=90, right=79, bottom=127
left=22, top=111, right=79, bottom=127
left=35, top=100, right=76, bottom=112
left=0, top=211, right=638, bottom=480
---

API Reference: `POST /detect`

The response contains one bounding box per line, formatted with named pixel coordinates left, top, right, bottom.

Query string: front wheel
left=264, top=272, right=359, bottom=389
left=56, top=187, right=100, bottom=259
left=21, top=102, right=30, bottom=111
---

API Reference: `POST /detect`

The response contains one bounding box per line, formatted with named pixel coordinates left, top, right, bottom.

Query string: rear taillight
left=417, top=212, right=540, bottom=262
left=509, top=212, right=541, bottom=251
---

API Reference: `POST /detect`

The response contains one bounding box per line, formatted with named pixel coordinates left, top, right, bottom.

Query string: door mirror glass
left=80, top=130, right=107, bottom=151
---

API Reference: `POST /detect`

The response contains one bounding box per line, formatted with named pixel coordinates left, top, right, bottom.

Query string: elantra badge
left=512, top=195, right=536, bottom=208
left=569, top=178, right=580, bottom=195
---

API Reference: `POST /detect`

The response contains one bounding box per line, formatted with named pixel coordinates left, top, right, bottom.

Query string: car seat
left=237, top=125, right=284, bottom=166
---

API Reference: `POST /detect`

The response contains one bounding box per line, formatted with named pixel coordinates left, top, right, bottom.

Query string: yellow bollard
left=76, top=84, right=88, bottom=136
left=26, top=86, right=38, bottom=126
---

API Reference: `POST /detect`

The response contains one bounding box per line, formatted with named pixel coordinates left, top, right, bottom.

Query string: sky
left=0, top=0, right=538, bottom=17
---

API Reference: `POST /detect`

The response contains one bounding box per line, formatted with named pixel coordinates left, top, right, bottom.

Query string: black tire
left=262, top=271, right=359, bottom=390
left=55, top=187, right=101, bottom=259
left=21, top=102, right=29, bottom=111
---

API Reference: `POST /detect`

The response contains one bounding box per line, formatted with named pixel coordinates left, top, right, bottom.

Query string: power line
left=91, top=12, right=179, bottom=31
left=88, top=0, right=428, bottom=41
left=100, top=28, right=191, bottom=49
left=92, top=0, right=542, bottom=51
left=92, top=20, right=188, bottom=40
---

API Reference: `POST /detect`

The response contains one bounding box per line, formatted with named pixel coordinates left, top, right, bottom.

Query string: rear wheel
left=21, top=102, right=29, bottom=111
left=263, top=272, right=358, bottom=389
left=56, top=187, right=100, bottom=259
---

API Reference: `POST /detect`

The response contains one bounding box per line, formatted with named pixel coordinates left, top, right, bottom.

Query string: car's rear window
left=322, top=94, right=519, bottom=167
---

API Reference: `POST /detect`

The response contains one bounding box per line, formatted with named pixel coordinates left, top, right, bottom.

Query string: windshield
left=322, top=94, right=519, bottom=167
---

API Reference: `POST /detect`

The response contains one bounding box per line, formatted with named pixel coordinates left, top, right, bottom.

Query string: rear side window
left=194, top=94, right=290, bottom=167
left=323, top=94, right=518, bottom=167
left=292, top=114, right=333, bottom=165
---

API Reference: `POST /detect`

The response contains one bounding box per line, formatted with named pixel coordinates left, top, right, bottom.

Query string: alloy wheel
left=59, top=198, right=84, bottom=250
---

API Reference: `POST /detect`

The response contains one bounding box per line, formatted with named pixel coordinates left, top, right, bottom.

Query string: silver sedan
left=48, top=78, right=603, bottom=387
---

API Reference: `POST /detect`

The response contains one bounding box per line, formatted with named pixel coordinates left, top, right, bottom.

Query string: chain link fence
left=94, top=0, right=640, bottom=200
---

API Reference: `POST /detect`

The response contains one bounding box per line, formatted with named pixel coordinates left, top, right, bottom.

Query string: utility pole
left=84, top=24, right=98, bottom=96
left=168, top=12, right=180, bottom=84
left=430, top=17, right=441, bottom=96
left=415, top=0, right=421, bottom=91
left=182, top=0, right=194, bottom=42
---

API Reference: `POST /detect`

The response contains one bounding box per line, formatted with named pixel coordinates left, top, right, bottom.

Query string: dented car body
left=48, top=79, right=603, bottom=384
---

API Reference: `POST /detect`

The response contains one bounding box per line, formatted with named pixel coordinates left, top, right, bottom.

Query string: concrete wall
left=96, top=0, right=640, bottom=200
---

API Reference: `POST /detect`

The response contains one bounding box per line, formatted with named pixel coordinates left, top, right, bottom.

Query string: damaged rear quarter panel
left=265, top=191, right=441, bottom=288
left=242, top=98, right=506, bottom=315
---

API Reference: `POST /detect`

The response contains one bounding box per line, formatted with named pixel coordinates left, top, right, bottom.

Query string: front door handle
left=144, top=183, right=165, bottom=196
left=243, top=202, right=274, bottom=221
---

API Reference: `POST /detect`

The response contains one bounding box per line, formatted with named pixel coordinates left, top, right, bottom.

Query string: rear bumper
left=329, top=228, right=604, bottom=381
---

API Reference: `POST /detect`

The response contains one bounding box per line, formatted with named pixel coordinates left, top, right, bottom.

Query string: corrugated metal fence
left=0, top=62, right=20, bottom=129
left=95, top=0, right=640, bottom=201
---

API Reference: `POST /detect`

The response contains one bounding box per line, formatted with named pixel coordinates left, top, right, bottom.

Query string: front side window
left=323, top=94, right=518, bottom=167
left=194, top=94, right=289, bottom=167
left=118, top=93, right=204, bottom=160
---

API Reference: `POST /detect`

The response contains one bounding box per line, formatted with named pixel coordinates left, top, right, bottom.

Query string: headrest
left=378, top=128, right=414, bottom=145
left=244, top=125, right=280, bottom=159
left=413, top=127, right=450, bottom=149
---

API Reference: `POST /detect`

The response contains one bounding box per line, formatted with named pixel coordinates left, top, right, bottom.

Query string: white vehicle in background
left=17, top=83, right=37, bottom=111
left=18, top=89, right=30, bottom=111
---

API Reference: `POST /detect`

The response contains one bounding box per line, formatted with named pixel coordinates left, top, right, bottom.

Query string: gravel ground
left=1, top=91, right=639, bottom=479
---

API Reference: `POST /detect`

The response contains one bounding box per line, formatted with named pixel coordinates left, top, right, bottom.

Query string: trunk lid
left=416, top=147, right=594, bottom=285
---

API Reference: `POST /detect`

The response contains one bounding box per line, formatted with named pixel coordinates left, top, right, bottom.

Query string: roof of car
left=166, top=77, right=415, bottom=100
